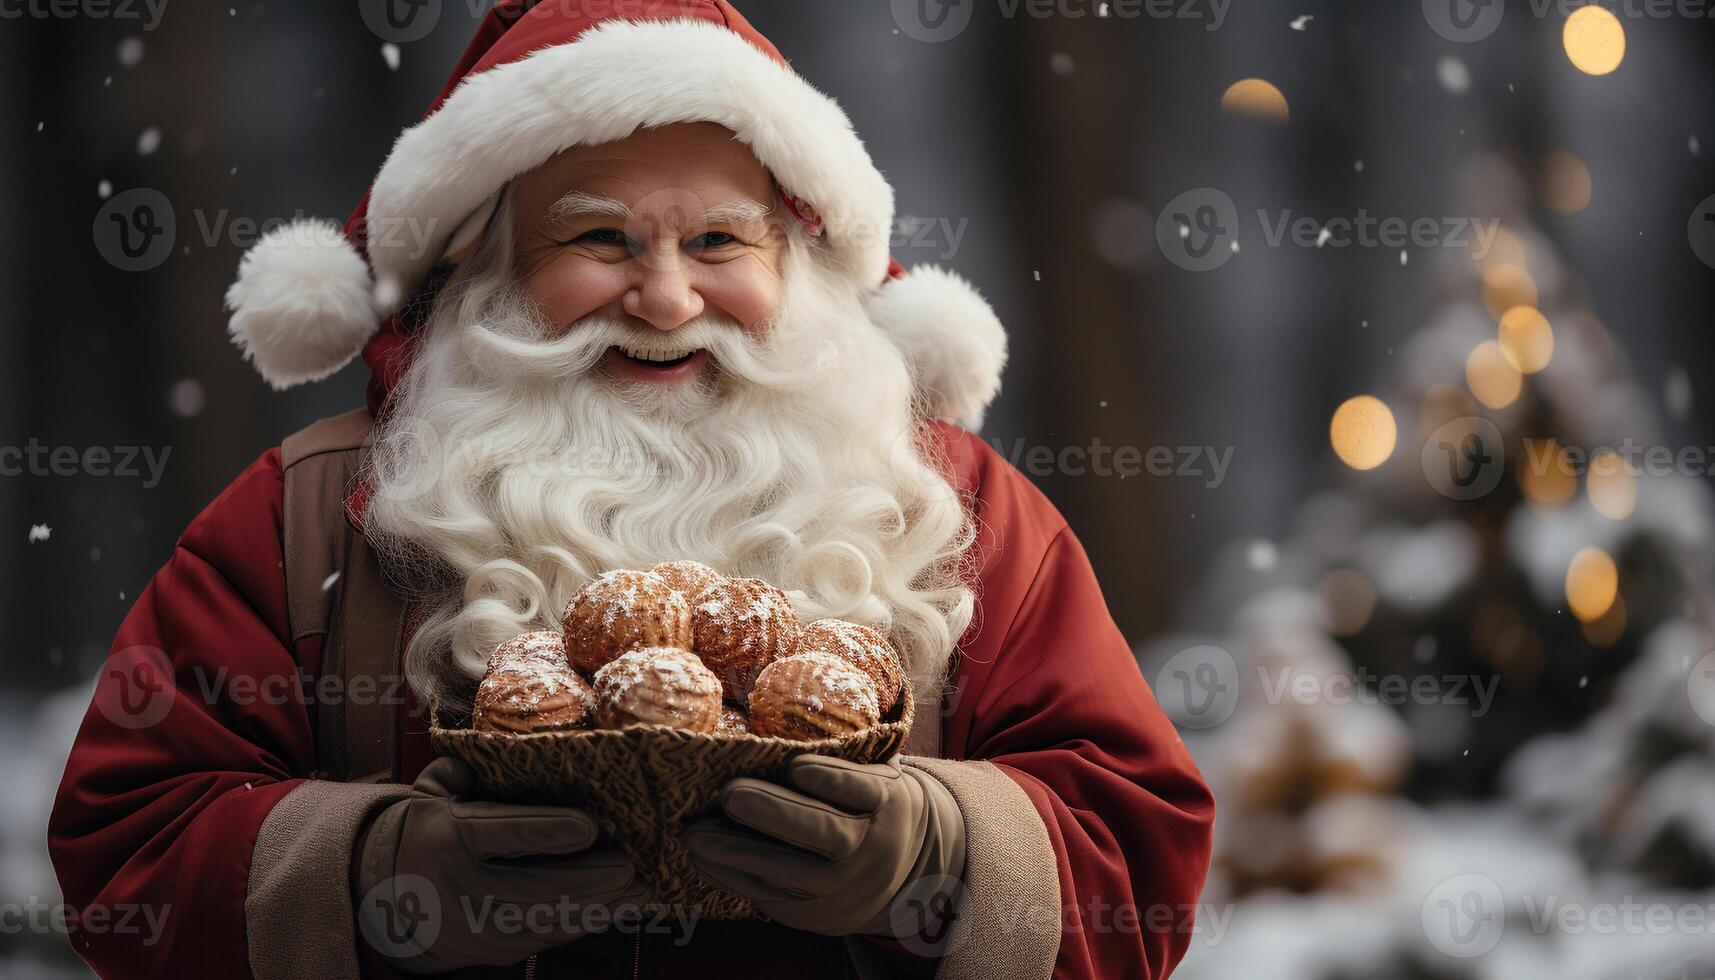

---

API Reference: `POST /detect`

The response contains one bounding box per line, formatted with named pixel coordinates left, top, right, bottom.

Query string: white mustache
left=457, top=292, right=820, bottom=393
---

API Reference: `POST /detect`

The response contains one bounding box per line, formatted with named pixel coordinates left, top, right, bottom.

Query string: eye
left=691, top=231, right=741, bottom=249
left=574, top=228, right=628, bottom=246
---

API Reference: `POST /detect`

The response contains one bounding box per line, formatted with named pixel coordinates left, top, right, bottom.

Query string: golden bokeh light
left=1564, top=5, right=1626, bottom=76
left=1221, top=78, right=1290, bottom=125
left=1481, top=264, right=1539, bottom=319
left=1565, top=546, right=1619, bottom=623
left=1497, top=306, right=1555, bottom=374
left=1465, top=340, right=1523, bottom=409
left=1542, top=150, right=1592, bottom=215
left=1318, top=569, right=1377, bottom=637
left=1581, top=593, right=1627, bottom=647
left=1473, top=226, right=1529, bottom=270
left=1518, top=438, right=1577, bottom=508
left=1329, top=395, right=1398, bottom=470
left=1587, top=450, right=1638, bottom=520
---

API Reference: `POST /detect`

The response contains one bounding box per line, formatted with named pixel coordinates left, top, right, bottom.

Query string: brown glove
left=355, top=757, right=644, bottom=974
left=683, top=755, right=965, bottom=937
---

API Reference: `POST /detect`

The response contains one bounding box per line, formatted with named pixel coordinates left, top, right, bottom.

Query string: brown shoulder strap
left=282, top=408, right=405, bottom=783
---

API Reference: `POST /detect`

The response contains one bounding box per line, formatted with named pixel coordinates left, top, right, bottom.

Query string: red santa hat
left=224, top=0, right=1006, bottom=429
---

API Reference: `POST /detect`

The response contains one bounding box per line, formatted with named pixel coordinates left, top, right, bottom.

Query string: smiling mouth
left=611, top=343, right=701, bottom=369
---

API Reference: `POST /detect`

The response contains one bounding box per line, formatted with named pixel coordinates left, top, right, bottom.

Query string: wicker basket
left=430, top=686, right=913, bottom=920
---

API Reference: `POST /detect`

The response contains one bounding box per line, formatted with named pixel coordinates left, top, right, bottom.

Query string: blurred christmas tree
left=1152, top=146, right=1715, bottom=980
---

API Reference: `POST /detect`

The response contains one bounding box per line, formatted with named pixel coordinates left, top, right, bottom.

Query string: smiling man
left=48, top=3, right=1213, bottom=980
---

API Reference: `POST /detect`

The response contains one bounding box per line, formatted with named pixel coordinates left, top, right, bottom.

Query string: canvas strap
left=282, top=408, right=404, bottom=784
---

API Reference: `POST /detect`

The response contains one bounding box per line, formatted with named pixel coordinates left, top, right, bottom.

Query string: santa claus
left=49, top=3, right=1213, bottom=979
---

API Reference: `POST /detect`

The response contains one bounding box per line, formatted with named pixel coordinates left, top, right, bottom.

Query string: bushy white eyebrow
left=547, top=191, right=633, bottom=221
left=546, top=192, right=772, bottom=229
left=696, top=200, right=773, bottom=226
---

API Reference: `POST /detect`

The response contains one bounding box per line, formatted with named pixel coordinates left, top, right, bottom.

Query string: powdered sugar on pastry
left=592, top=647, right=722, bottom=732
left=690, top=577, right=800, bottom=699
left=562, top=570, right=693, bottom=674
left=794, top=619, right=903, bottom=713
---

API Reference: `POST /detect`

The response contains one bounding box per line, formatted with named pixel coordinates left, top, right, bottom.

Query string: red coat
left=49, top=422, right=1214, bottom=979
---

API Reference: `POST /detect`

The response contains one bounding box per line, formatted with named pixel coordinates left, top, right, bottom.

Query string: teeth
left=617, top=343, right=698, bottom=363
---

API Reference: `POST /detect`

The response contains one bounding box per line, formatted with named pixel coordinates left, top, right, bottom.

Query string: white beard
left=365, top=215, right=974, bottom=711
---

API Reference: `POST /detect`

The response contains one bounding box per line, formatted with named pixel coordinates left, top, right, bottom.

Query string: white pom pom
left=224, top=219, right=378, bottom=390
left=865, top=265, right=1008, bottom=431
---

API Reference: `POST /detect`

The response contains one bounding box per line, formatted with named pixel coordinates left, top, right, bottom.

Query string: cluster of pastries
left=471, top=561, right=904, bottom=739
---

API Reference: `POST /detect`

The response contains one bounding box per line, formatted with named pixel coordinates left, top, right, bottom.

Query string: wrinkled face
left=508, top=122, right=788, bottom=389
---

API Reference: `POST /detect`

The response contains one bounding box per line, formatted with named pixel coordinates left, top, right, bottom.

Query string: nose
left=622, top=242, right=705, bottom=332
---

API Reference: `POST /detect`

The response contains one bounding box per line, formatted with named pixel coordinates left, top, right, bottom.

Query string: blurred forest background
left=5, top=0, right=1715, bottom=976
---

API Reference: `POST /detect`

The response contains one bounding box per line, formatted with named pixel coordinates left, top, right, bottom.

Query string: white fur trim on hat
left=366, top=17, right=895, bottom=313
left=867, top=265, right=1008, bottom=431
left=224, top=219, right=378, bottom=390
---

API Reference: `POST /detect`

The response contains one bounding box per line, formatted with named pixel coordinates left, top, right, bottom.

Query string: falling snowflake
left=1315, top=227, right=1332, bottom=247
left=1436, top=56, right=1471, bottom=95
left=381, top=42, right=401, bottom=71
left=322, top=571, right=342, bottom=593
left=373, top=274, right=403, bottom=309
left=137, top=127, right=161, bottom=156
left=117, top=36, right=145, bottom=68
left=169, top=378, right=206, bottom=418
left=1692, top=135, right=1702, bottom=157
left=1247, top=539, right=1279, bottom=571
left=1399, top=250, right=1409, bottom=266
left=1289, top=14, right=1312, bottom=30
left=98, top=179, right=112, bottom=199
left=1665, top=366, right=1693, bottom=420
left=28, top=524, right=51, bottom=543
left=1049, top=52, right=1075, bottom=76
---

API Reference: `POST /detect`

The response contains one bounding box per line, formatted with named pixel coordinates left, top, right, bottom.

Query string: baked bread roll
left=562, top=570, right=693, bottom=675
left=794, top=619, right=904, bottom=714
left=473, top=631, right=595, bottom=734
left=747, top=651, right=881, bottom=740
left=689, top=577, right=800, bottom=699
left=592, top=647, right=722, bottom=732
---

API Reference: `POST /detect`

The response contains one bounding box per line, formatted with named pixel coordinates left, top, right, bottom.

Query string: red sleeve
left=48, top=449, right=316, bottom=979
left=941, top=431, right=1216, bottom=980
